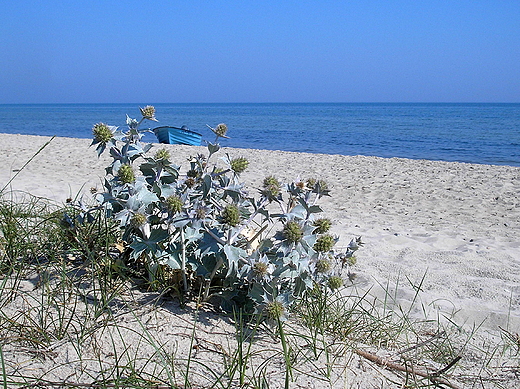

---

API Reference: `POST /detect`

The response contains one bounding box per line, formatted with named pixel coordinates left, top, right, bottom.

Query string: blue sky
left=1, top=1, right=519, bottom=103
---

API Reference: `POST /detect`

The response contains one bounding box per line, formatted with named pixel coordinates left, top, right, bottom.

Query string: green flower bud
left=306, top=178, right=317, bottom=188
left=307, top=178, right=328, bottom=191
left=317, top=180, right=328, bottom=191
left=263, top=176, right=281, bottom=198
left=230, top=157, right=249, bottom=174
left=140, top=105, right=156, bottom=120
left=283, top=221, right=303, bottom=243
left=327, top=276, right=344, bottom=291
left=118, top=164, right=135, bottom=184
left=313, top=218, right=332, bottom=234
left=314, top=234, right=336, bottom=253
left=266, top=300, right=285, bottom=320
left=253, top=262, right=269, bottom=278
left=315, top=259, right=332, bottom=273
left=154, top=148, right=170, bottom=161
left=130, top=213, right=147, bottom=228
left=214, top=123, right=228, bottom=137
left=222, top=204, right=240, bottom=226
left=92, top=123, right=113, bottom=143
left=195, top=207, right=207, bottom=219
left=166, top=195, right=183, bottom=214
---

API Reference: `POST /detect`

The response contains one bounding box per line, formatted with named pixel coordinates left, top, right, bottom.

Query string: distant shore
left=2, top=133, right=520, bottom=329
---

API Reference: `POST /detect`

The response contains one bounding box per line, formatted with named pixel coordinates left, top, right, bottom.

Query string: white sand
left=2, top=133, right=520, bottom=387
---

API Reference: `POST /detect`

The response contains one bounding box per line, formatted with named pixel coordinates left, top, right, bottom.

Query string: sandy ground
left=1, top=133, right=520, bottom=387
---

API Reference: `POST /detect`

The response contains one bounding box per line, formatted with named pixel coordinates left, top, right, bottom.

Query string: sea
left=0, top=103, right=519, bottom=167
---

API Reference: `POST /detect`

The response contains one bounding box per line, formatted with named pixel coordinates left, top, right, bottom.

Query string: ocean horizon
left=1, top=102, right=519, bottom=167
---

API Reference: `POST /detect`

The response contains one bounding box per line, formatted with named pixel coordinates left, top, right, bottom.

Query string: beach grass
left=1, top=193, right=519, bottom=388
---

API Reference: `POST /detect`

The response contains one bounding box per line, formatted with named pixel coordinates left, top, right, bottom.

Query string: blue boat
left=153, top=126, right=202, bottom=146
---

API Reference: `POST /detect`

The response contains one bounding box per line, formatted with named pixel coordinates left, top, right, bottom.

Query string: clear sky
left=1, top=1, right=519, bottom=103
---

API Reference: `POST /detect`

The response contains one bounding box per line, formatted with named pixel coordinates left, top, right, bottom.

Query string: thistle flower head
left=314, top=234, right=336, bottom=253
left=283, top=221, right=303, bottom=243
left=306, top=178, right=317, bottom=189
left=92, top=123, right=113, bottom=144
left=250, top=256, right=274, bottom=280
left=213, top=123, right=228, bottom=138
left=130, top=213, right=147, bottom=228
left=327, top=275, right=344, bottom=291
left=265, top=300, right=285, bottom=321
left=166, top=195, right=183, bottom=214
left=154, top=148, right=170, bottom=161
left=315, top=258, right=332, bottom=273
left=230, top=157, right=249, bottom=174
left=140, top=105, right=157, bottom=121
left=118, top=164, right=135, bottom=184
left=313, top=218, right=332, bottom=234
left=262, top=176, right=281, bottom=199
left=221, top=204, right=240, bottom=226
left=253, top=261, right=269, bottom=277
left=195, top=206, right=207, bottom=219
left=317, top=180, right=328, bottom=191
left=346, top=255, right=357, bottom=266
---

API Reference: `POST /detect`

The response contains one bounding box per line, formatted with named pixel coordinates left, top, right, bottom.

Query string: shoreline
left=1, top=133, right=520, bottom=329
left=2, top=131, right=519, bottom=168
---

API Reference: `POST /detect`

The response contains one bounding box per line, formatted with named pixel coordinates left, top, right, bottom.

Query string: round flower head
left=212, top=123, right=229, bottom=138
left=253, top=261, right=269, bottom=277
left=195, top=206, right=207, bottom=219
left=130, top=213, right=147, bottom=228
left=283, top=221, right=303, bottom=243
left=313, top=234, right=336, bottom=253
left=346, top=255, right=357, bottom=266
left=313, top=218, right=332, bottom=234
left=327, top=275, right=344, bottom=291
left=262, top=176, right=281, bottom=199
left=230, top=157, right=249, bottom=174
left=140, top=105, right=158, bottom=121
left=118, top=164, right=135, bottom=184
left=315, top=258, right=332, bottom=273
left=92, top=123, right=113, bottom=144
left=221, top=204, right=240, bottom=227
left=266, top=300, right=285, bottom=321
left=249, top=256, right=274, bottom=280
left=154, top=148, right=170, bottom=161
left=317, top=180, right=328, bottom=191
left=166, top=195, right=183, bottom=214
left=306, top=178, right=317, bottom=189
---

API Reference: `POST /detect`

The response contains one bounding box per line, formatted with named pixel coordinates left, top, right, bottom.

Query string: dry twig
left=355, top=348, right=462, bottom=389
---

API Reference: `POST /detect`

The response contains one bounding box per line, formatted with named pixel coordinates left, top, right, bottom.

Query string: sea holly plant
left=85, top=106, right=362, bottom=317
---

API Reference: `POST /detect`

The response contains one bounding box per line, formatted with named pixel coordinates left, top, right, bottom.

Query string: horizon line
left=1, top=101, right=520, bottom=105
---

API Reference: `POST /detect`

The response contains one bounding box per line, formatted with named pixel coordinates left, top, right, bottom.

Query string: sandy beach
left=1, top=133, right=520, bottom=387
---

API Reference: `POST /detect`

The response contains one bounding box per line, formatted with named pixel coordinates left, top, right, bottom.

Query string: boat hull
left=153, top=126, right=202, bottom=146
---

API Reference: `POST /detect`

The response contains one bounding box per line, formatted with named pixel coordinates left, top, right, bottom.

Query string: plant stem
left=180, top=228, right=188, bottom=294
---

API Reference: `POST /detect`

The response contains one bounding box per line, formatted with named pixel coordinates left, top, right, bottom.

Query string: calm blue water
left=0, top=103, right=519, bottom=166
